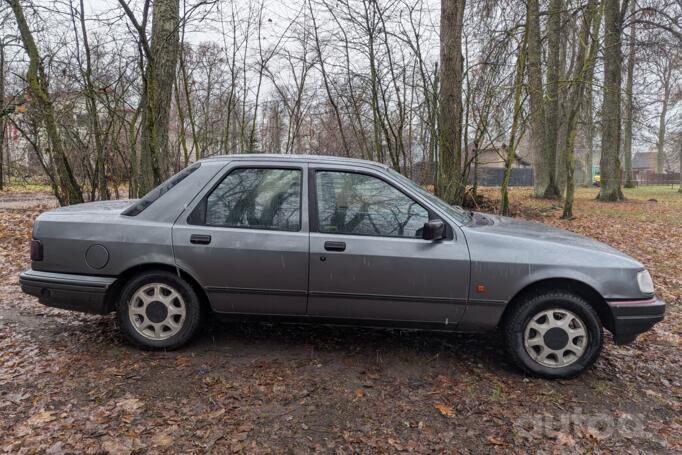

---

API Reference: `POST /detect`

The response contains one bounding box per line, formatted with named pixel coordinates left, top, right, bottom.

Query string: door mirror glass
left=422, top=219, right=445, bottom=240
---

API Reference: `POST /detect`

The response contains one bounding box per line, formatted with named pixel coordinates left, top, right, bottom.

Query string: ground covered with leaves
left=1, top=186, right=680, bottom=454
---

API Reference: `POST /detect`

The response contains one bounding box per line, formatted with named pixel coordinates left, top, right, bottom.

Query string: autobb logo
left=514, top=408, right=649, bottom=441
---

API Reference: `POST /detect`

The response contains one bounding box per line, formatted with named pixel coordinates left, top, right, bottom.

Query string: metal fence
left=633, top=172, right=680, bottom=186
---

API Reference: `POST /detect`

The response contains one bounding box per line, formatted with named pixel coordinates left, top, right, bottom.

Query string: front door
left=307, top=167, right=469, bottom=325
left=173, top=163, right=309, bottom=315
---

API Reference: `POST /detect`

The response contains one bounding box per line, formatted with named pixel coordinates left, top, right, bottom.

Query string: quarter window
left=205, top=168, right=302, bottom=231
left=315, top=171, right=429, bottom=237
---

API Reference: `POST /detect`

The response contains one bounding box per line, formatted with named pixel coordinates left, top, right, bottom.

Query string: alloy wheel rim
left=523, top=308, right=588, bottom=368
left=128, top=283, right=186, bottom=340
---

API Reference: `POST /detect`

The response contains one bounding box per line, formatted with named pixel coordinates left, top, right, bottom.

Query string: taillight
left=30, top=240, right=43, bottom=261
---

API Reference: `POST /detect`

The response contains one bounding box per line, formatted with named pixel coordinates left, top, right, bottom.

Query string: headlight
left=637, top=270, right=654, bottom=294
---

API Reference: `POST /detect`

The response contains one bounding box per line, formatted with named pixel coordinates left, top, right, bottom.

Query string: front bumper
left=20, top=269, right=116, bottom=315
left=607, top=297, right=666, bottom=345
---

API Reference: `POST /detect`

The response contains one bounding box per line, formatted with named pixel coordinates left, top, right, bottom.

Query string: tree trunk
left=598, top=0, right=625, bottom=202
left=582, top=62, right=595, bottom=187
left=622, top=0, right=636, bottom=188
left=138, top=0, right=180, bottom=195
left=309, top=0, right=350, bottom=157
left=0, top=41, right=4, bottom=191
left=178, top=44, right=199, bottom=161
left=562, top=0, right=602, bottom=218
left=543, top=0, right=563, bottom=199
left=79, top=0, right=107, bottom=200
left=656, top=61, right=672, bottom=173
left=501, top=25, right=528, bottom=216
left=437, top=0, right=465, bottom=205
left=526, top=0, right=550, bottom=198
left=7, top=0, right=83, bottom=205
left=679, top=139, right=682, bottom=193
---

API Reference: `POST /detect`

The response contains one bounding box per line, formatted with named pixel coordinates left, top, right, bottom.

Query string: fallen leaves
left=116, top=397, right=145, bottom=414
left=433, top=403, right=454, bottom=417
left=0, top=188, right=680, bottom=453
left=101, top=436, right=143, bottom=455
left=486, top=435, right=506, bottom=446
left=151, top=429, right=175, bottom=448
left=27, top=410, right=57, bottom=426
left=175, top=356, right=192, bottom=369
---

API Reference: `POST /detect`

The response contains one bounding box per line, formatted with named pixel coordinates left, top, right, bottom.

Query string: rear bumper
left=19, top=269, right=116, bottom=315
left=607, top=297, right=666, bottom=345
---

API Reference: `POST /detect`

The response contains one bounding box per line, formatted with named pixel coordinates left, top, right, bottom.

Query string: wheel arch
left=105, top=263, right=210, bottom=313
left=499, top=278, right=614, bottom=332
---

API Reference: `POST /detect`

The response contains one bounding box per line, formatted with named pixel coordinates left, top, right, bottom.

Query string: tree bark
left=138, top=0, right=180, bottom=195
left=526, top=0, right=550, bottom=198
left=562, top=0, right=602, bottom=218
left=582, top=61, right=595, bottom=186
left=78, top=0, right=107, bottom=199
left=543, top=0, right=563, bottom=199
left=622, top=0, right=636, bottom=187
left=7, top=0, right=83, bottom=205
left=501, top=25, right=528, bottom=216
left=679, top=139, right=682, bottom=193
left=0, top=41, right=4, bottom=191
left=655, top=61, right=672, bottom=173
left=597, top=0, right=626, bottom=201
left=437, top=0, right=465, bottom=205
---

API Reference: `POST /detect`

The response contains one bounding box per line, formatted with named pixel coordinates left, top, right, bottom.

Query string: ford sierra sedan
left=20, top=154, right=665, bottom=378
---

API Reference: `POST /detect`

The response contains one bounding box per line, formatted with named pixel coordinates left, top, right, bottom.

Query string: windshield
left=122, top=163, right=201, bottom=216
left=388, top=169, right=472, bottom=224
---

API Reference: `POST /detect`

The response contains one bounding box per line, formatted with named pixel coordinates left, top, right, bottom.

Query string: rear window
left=122, top=163, right=201, bottom=216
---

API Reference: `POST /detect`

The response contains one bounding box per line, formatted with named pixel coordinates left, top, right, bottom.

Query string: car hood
left=467, top=213, right=638, bottom=263
left=44, top=200, right=137, bottom=216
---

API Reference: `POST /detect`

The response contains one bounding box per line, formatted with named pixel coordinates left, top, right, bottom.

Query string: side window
left=315, top=171, right=429, bottom=238
left=205, top=168, right=302, bottom=231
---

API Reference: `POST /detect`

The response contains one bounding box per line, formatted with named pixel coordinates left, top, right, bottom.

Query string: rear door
left=173, top=161, right=309, bottom=315
left=307, top=165, right=470, bottom=325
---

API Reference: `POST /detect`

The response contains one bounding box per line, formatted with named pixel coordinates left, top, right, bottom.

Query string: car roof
left=199, top=154, right=389, bottom=170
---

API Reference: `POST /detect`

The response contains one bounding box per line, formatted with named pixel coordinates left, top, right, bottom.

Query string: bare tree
left=437, top=0, right=465, bottom=204
left=118, top=0, right=180, bottom=196
left=622, top=0, right=636, bottom=188
left=562, top=0, right=602, bottom=218
left=501, top=24, right=528, bottom=216
left=6, top=0, right=83, bottom=205
left=598, top=0, right=627, bottom=202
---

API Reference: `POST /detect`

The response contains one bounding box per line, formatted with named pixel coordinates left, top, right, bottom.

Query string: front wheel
left=503, top=291, right=603, bottom=379
left=117, top=270, right=203, bottom=350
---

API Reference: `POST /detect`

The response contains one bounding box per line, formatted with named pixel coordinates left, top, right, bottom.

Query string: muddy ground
left=0, top=187, right=680, bottom=454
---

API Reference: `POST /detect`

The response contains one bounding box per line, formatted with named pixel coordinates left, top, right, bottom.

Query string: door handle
left=190, top=234, right=212, bottom=245
left=324, top=241, right=346, bottom=252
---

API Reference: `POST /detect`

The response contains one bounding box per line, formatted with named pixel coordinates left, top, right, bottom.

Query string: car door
left=307, top=166, right=470, bottom=325
left=172, top=161, right=309, bottom=315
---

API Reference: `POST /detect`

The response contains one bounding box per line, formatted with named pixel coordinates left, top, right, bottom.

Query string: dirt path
left=0, top=190, right=680, bottom=454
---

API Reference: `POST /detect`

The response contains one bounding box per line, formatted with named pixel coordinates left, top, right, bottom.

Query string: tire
left=116, top=270, right=203, bottom=350
left=503, top=291, right=603, bottom=379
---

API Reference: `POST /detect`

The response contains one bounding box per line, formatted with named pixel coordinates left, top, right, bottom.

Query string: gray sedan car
left=20, top=155, right=665, bottom=378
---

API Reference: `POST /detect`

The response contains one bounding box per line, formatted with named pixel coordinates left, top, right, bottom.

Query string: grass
left=0, top=179, right=52, bottom=193
left=480, top=185, right=682, bottom=227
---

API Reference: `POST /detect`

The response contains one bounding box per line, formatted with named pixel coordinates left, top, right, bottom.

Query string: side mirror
left=422, top=219, right=445, bottom=241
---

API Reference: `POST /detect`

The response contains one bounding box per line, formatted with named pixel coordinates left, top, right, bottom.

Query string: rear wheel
left=503, top=291, right=603, bottom=378
left=117, top=270, right=202, bottom=350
